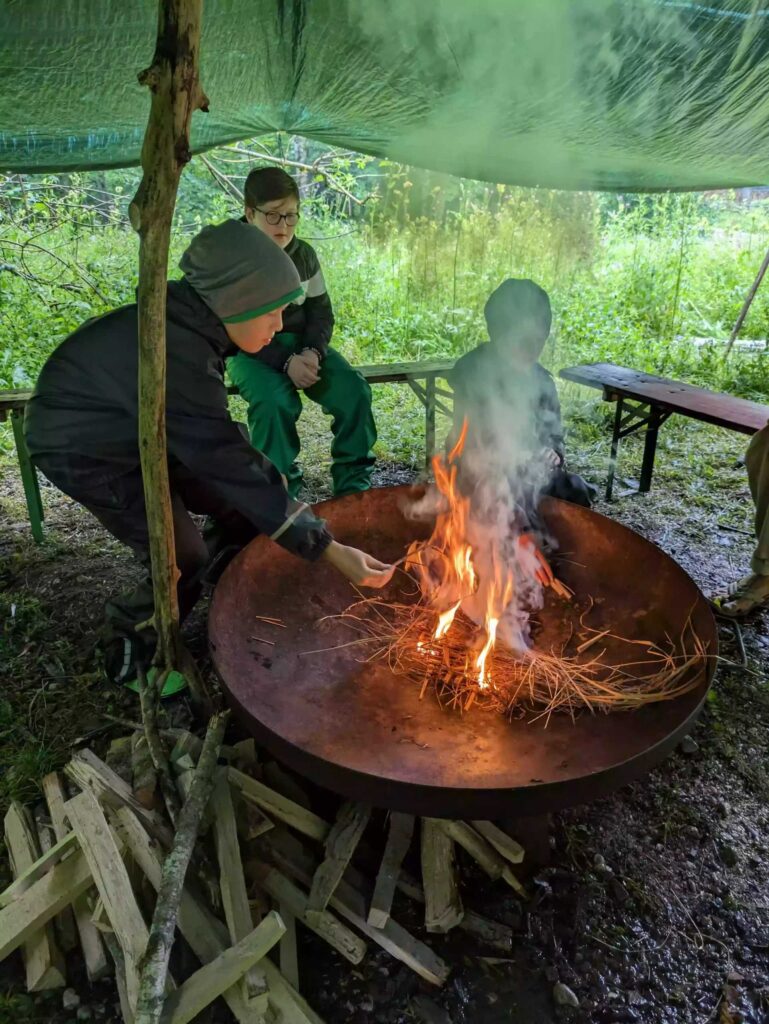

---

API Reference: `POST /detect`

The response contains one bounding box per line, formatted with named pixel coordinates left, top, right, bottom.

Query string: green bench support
left=2, top=358, right=455, bottom=544
left=1, top=390, right=43, bottom=543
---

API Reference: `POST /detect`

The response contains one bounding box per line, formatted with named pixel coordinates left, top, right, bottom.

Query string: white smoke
left=406, top=354, right=560, bottom=654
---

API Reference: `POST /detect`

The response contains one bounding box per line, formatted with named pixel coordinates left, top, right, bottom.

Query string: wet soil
left=1, top=436, right=768, bottom=1024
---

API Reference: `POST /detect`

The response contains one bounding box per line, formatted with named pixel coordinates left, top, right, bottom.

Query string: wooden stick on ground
left=470, top=821, right=525, bottom=865
left=345, top=851, right=514, bottom=954
left=211, top=769, right=268, bottom=1011
left=114, top=806, right=323, bottom=1024
left=0, top=848, right=93, bottom=963
left=138, top=671, right=181, bottom=826
left=229, top=766, right=330, bottom=842
left=251, top=861, right=367, bottom=965
left=235, top=795, right=274, bottom=843
left=262, top=828, right=450, bottom=986
left=168, top=730, right=238, bottom=765
left=90, top=896, right=113, bottom=935
left=441, top=820, right=526, bottom=897
left=3, top=802, right=66, bottom=991
left=277, top=901, right=299, bottom=989
left=114, top=807, right=260, bottom=1024
left=368, top=812, right=414, bottom=928
left=0, top=831, right=78, bottom=906
left=132, top=730, right=159, bottom=811
left=65, top=789, right=150, bottom=1014
left=65, top=749, right=174, bottom=848
left=458, top=911, right=514, bottom=952
left=159, top=912, right=285, bottom=1024
left=421, top=819, right=463, bottom=934
left=134, top=709, right=229, bottom=1024
left=262, top=761, right=311, bottom=809
left=441, top=821, right=504, bottom=880
left=306, top=801, right=370, bottom=926
left=102, top=929, right=135, bottom=1024
left=32, top=804, right=77, bottom=953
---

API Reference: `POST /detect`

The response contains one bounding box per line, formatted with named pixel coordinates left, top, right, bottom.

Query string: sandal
left=710, top=573, right=769, bottom=619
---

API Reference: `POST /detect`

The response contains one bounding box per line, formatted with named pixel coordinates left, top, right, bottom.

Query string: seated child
left=448, top=278, right=595, bottom=564
left=228, top=166, right=376, bottom=497
left=25, top=219, right=392, bottom=694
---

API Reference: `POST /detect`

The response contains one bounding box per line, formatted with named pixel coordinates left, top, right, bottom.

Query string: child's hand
left=322, top=541, right=395, bottom=589
left=287, top=351, right=321, bottom=389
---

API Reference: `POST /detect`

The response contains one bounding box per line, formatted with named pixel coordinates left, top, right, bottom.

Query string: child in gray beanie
left=25, top=219, right=393, bottom=696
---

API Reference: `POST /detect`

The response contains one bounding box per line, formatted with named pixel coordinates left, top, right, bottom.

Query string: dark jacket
left=24, top=281, right=331, bottom=559
left=254, top=235, right=335, bottom=371
left=449, top=344, right=565, bottom=460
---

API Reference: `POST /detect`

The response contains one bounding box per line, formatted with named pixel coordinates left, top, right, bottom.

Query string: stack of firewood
left=1, top=725, right=526, bottom=1023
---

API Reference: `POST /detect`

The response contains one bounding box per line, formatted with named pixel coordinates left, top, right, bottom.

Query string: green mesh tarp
left=1, top=0, right=769, bottom=190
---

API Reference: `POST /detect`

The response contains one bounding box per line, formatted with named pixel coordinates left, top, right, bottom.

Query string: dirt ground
left=1, top=414, right=768, bottom=1024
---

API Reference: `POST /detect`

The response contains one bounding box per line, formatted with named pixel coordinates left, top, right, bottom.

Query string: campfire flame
left=407, top=418, right=520, bottom=693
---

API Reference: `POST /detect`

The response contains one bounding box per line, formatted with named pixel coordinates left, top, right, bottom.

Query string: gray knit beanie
left=180, top=218, right=302, bottom=323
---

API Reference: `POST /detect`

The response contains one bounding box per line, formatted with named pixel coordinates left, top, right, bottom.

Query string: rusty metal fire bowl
left=209, top=486, right=717, bottom=818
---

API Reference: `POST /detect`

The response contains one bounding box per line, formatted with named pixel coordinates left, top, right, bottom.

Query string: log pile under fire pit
left=1, top=728, right=528, bottom=1022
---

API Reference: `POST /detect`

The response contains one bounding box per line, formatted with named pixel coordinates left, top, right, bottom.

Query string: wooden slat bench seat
left=559, top=361, right=769, bottom=500
left=1, top=359, right=455, bottom=543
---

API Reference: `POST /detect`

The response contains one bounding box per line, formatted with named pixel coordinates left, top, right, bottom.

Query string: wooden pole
left=725, top=241, right=769, bottom=357
left=128, top=0, right=209, bottom=700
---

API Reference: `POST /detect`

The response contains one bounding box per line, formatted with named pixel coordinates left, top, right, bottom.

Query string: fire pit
left=209, top=486, right=717, bottom=819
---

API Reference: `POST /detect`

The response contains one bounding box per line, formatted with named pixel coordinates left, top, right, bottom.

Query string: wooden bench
left=1, top=359, right=455, bottom=543
left=559, top=361, right=769, bottom=500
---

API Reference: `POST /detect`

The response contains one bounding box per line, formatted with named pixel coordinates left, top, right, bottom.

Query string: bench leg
left=10, top=408, right=44, bottom=543
left=639, top=406, right=662, bottom=493
left=425, top=375, right=437, bottom=470
left=606, top=398, right=623, bottom=501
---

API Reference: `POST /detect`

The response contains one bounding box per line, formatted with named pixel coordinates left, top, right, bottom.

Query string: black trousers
left=541, top=467, right=596, bottom=508
left=35, top=453, right=259, bottom=642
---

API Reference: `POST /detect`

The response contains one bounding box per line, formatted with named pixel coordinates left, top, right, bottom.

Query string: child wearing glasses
left=228, top=166, right=376, bottom=498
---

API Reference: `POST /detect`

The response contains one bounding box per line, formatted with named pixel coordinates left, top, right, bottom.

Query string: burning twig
left=322, top=595, right=708, bottom=721
left=548, top=577, right=574, bottom=601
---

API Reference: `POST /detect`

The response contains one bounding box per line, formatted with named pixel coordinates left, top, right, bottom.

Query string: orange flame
left=409, top=417, right=515, bottom=693
left=435, top=601, right=460, bottom=638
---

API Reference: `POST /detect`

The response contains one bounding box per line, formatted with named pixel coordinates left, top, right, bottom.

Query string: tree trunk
left=128, top=0, right=209, bottom=696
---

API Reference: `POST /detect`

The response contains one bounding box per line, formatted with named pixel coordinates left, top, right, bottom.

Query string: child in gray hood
left=25, top=219, right=392, bottom=694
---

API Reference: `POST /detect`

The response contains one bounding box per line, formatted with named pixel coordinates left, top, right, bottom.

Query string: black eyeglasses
left=256, top=208, right=300, bottom=226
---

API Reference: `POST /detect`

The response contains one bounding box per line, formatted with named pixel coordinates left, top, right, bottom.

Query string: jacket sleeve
left=300, top=248, right=334, bottom=358
left=538, top=370, right=566, bottom=463
left=166, top=352, right=332, bottom=560
left=251, top=337, right=290, bottom=372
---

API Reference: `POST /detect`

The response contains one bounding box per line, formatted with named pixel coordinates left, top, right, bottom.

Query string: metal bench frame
left=560, top=361, right=768, bottom=501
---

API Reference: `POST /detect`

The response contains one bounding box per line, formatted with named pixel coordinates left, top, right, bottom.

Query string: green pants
left=228, top=335, right=376, bottom=497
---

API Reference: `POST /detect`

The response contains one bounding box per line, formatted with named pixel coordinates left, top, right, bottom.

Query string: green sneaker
left=104, top=636, right=188, bottom=698
left=124, top=667, right=188, bottom=699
